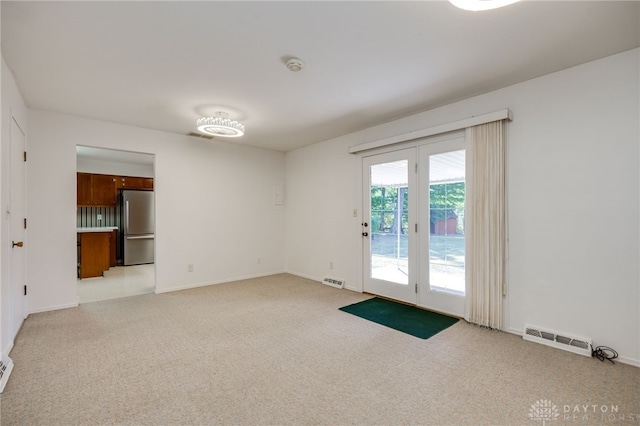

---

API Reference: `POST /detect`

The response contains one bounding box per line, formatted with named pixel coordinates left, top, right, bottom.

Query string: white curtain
left=464, top=120, right=506, bottom=329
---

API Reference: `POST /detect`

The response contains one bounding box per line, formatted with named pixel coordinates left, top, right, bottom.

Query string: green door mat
left=339, top=297, right=459, bottom=339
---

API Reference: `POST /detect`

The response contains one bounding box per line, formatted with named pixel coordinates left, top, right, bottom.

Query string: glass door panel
left=363, top=149, right=416, bottom=304
left=370, top=161, right=409, bottom=285
left=418, top=140, right=466, bottom=317
left=429, top=151, right=466, bottom=295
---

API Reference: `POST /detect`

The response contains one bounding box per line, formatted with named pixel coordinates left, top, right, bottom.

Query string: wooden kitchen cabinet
left=78, top=232, right=111, bottom=278
left=77, top=173, right=154, bottom=206
left=77, top=173, right=117, bottom=206
left=92, top=174, right=117, bottom=205
left=116, top=176, right=153, bottom=190
left=76, top=173, right=93, bottom=205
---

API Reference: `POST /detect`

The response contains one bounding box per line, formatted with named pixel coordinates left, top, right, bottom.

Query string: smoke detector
left=286, top=58, right=304, bottom=72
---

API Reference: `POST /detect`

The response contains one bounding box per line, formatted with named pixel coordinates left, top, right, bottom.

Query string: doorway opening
left=76, top=146, right=156, bottom=303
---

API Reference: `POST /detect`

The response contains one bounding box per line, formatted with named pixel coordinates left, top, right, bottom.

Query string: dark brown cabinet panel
left=76, top=173, right=93, bottom=206
left=77, top=173, right=117, bottom=207
left=78, top=173, right=153, bottom=206
left=116, top=176, right=153, bottom=190
left=92, top=174, right=117, bottom=206
left=78, top=232, right=110, bottom=278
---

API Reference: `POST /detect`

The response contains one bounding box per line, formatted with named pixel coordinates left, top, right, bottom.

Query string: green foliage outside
left=370, top=181, right=465, bottom=235
left=370, top=187, right=407, bottom=234
left=430, top=181, right=465, bottom=235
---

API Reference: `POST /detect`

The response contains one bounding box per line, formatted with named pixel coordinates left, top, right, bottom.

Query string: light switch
left=273, top=184, right=285, bottom=206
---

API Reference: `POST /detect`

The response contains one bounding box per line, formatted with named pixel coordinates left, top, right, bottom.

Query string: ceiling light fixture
left=448, top=0, right=519, bottom=11
left=196, top=112, right=245, bottom=138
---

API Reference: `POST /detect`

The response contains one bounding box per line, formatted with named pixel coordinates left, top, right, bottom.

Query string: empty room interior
left=0, top=1, right=639, bottom=424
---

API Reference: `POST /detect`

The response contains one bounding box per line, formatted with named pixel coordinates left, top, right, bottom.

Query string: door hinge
left=415, top=283, right=418, bottom=293
left=415, top=223, right=418, bottom=233
left=24, top=218, right=27, bottom=229
left=24, top=285, right=27, bottom=296
left=23, top=151, right=27, bottom=162
left=415, top=163, right=418, bottom=173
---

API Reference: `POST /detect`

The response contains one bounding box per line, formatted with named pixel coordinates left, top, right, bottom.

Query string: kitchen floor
left=77, top=264, right=155, bottom=303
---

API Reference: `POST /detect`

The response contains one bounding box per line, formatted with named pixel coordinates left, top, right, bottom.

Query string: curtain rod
left=348, top=108, right=512, bottom=154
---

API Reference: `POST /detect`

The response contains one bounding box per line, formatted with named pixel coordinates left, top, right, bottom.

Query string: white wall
left=27, top=110, right=286, bottom=312
left=77, top=156, right=154, bottom=177
left=285, top=48, right=640, bottom=365
left=1, top=58, right=28, bottom=355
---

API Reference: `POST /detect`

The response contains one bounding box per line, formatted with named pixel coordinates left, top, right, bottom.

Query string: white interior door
left=417, top=139, right=466, bottom=317
left=10, top=117, right=27, bottom=339
left=362, top=148, right=417, bottom=304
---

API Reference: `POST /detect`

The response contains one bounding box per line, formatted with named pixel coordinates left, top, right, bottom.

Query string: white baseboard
left=617, top=356, right=640, bottom=368
left=284, top=270, right=322, bottom=283
left=155, top=270, right=287, bottom=294
left=29, top=301, right=78, bottom=315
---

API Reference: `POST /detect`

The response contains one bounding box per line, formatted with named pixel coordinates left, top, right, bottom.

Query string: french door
left=362, top=149, right=417, bottom=304
left=362, top=137, right=466, bottom=316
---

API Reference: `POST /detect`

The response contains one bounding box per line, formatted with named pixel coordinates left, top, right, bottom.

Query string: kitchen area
left=76, top=146, right=155, bottom=302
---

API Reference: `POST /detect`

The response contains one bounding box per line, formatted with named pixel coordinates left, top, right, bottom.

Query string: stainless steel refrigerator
left=120, top=190, right=155, bottom=265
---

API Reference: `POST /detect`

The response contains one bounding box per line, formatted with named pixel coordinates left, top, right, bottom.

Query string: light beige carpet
left=1, top=274, right=638, bottom=425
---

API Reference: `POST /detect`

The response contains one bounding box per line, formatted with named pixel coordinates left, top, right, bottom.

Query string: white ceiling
left=2, top=1, right=639, bottom=152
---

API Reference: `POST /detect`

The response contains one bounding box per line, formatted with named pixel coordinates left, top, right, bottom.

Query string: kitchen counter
left=77, top=227, right=118, bottom=233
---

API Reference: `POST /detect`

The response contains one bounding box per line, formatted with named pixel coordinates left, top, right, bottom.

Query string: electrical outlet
left=353, top=209, right=358, bottom=217
left=188, top=264, right=194, bottom=272
left=257, top=257, right=261, bottom=264
left=329, top=261, right=334, bottom=269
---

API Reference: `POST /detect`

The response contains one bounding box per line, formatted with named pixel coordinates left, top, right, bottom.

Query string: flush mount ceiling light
left=449, top=0, right=519, bottom=11
left=196, top=112, right=245, bottom=138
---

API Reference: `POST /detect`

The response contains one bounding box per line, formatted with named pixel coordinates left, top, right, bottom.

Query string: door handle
left=125, top=200, right=130, bottom=231
left=126, top=235, right=154, bottom=240
left=362, top=232, right=368, bottom=237
left=12, top=241, right=24, bottom=248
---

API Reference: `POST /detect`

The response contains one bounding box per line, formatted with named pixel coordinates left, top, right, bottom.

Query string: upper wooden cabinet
left=77, top=173, right=93, bottom=206
left=115, top=176, right=154, bottom=190
left=77, top=173, right=153, bottom=207
left=77, top=173, right=117, bottom=207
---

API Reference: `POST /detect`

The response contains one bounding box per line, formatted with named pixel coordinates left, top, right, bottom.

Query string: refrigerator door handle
left=125, top=235, right=155, bottom=240
left=125, top=200, right=129, bottom=232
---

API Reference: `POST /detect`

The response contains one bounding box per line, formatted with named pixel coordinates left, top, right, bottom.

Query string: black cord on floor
left=592, top=345, right=618, bottom=364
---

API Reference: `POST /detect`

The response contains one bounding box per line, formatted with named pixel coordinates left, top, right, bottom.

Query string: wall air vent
left=523, top=324, right=591, bottom=357
left=0, top=354, right=14, bottom=393
left=186, top=132, right=214, bottom=140
left=323, top=277, right=345, bottom=289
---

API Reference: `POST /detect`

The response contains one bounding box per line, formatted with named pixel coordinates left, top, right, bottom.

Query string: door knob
left=12, top=241, right=23, bottom=248
left=362, top=232, right=368, bottom=237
